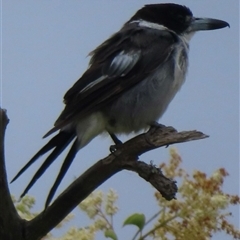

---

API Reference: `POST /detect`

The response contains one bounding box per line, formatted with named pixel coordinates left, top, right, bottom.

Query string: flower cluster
left=154, top=148, right=240, bottom=239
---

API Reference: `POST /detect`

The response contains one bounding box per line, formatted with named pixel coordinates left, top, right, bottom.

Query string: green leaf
left=123, top=213, right=146, bottom=230
left=105, top=229, right=118, bottom=240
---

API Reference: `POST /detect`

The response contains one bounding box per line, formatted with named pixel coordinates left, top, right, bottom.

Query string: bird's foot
left=148, top=122, right=170, bottom=148
left=108, top=132, right=123, bottom=153
left=110, top=144, right=118, bottom=153
left=150, top=121, right=166, bottom=130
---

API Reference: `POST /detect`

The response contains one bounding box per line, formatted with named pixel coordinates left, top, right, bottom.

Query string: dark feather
left=45, top=139, right=78, bottom=208
left=11, top=131, right=75, bottom=198
left=48, top=25, right=177, bottom=134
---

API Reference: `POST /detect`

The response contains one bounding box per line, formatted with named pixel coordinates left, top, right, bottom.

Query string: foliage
left=14, top=149, right=240, bottom=240
left=12, top=195, right=73, bottom=240
left=151, top=149, right=240, bottom=239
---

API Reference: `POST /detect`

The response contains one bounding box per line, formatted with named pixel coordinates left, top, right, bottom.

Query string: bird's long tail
left=11, top=130, right=77, bottom=208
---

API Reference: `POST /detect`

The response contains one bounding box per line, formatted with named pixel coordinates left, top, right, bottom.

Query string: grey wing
left=44, top=27, right=176, bottom=137
left=43, top=49, right=142, bottom=137
left=80, top=50, right=141, bottom=93
left=105, top=50, right=141, bottom=77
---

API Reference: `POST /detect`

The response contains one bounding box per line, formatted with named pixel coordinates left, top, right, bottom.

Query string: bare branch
left=0, top=108, right=208, bottom=240
left=26, top=124, right=208, bottom=240
left=0, top=109, right=25, bottom=240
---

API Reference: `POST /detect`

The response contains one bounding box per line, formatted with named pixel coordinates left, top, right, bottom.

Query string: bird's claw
left=110, top=144, right=118, bottom=153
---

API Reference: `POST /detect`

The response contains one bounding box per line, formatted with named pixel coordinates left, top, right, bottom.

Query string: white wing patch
left=107, top=50, right=141, bottom=77
left=80, top=50, right=141, bottom=93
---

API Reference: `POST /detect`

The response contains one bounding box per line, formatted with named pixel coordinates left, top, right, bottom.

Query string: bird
left=11, top=3, right=229, bottom=208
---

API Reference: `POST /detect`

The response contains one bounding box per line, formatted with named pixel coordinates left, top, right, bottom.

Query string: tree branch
left=0, top=108, right=208, bottom=240
left=26, top=125, right=208, bottom=240
left=0, top=109, right=25, bottom=240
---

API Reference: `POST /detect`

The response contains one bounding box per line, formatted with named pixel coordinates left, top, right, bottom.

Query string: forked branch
left=0, top=108, right=208, bottom=240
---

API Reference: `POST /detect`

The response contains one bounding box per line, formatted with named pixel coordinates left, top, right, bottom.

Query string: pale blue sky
left=2, top=1, right=239, bottom=239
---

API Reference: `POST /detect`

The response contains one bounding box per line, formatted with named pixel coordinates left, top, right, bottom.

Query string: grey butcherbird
left=11, top=3, right=229, bottom=208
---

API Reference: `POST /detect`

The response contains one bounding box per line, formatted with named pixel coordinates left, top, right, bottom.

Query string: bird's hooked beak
left=188, top=17, right=230, bottom=32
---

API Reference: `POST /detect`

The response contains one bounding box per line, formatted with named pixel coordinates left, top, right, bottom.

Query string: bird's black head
left=128, top=4, right=193, bottom=34
left=128, top=3, right=229, bottom=35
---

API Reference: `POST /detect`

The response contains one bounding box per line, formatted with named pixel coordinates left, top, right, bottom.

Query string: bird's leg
left=108, top=132, right=122, bottom=153
left=109, top=132, right=122, bottom=145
